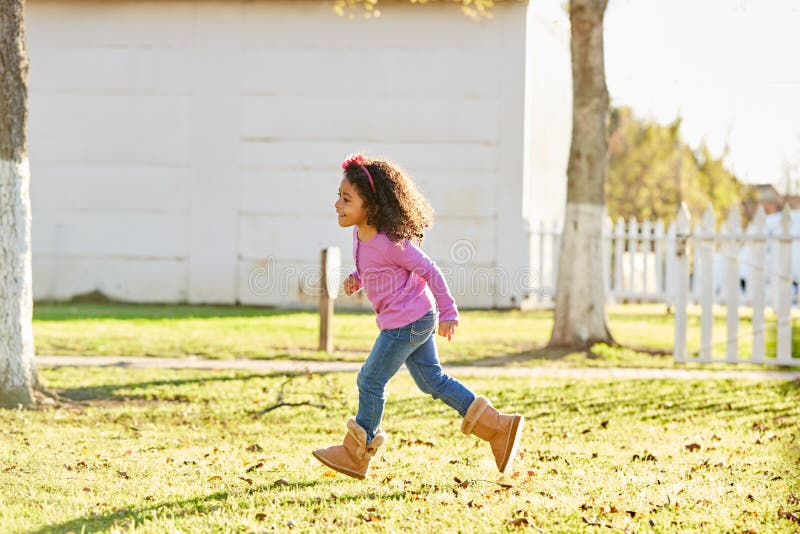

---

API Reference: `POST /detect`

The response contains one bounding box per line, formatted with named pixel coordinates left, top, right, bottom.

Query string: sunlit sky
left=601, top=0, right=800, bottom=190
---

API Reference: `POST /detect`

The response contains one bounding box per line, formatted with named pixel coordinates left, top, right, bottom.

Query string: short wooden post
left=318, top=247, right=341, bottom=353
left=673, top=203, right=691, bottom=363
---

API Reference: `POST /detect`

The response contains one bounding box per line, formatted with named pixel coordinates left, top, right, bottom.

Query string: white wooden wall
left=25, top=0, right=566, bottom=308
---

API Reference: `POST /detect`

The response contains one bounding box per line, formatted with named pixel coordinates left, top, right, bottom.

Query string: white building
left=26, top=0, right=571, bottom=309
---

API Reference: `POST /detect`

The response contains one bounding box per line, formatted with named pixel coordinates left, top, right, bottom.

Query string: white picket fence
left=529, top=216, right=677, bottom=305
left=672, top=203, right=799, bottom=365
left=528, top=204, right=800, bottom=365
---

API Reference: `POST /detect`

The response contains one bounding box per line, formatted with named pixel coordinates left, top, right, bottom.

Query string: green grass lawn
left=1, top=367, right=798, bottom=532
left=32, top=303, right=800, bottom=369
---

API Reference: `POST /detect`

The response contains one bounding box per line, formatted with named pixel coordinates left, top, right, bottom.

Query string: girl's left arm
left=387, top=242, right=459, bottom=324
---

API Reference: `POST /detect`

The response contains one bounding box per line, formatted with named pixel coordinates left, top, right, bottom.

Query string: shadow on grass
left=444, top=346, right=567, bottom=367
left=54, top=372, right=289, bottom=403
left=26, top=486, right=408, bottom=534
left=510, top=378, right=800, bottom=424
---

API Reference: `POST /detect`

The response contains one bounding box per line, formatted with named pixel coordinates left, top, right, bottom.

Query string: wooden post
left=318, top=247, right=341, bottom=354
left=673, top=203, right=691, bottom=363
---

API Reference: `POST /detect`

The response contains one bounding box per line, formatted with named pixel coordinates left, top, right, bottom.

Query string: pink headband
left=341, top=153, right=375, bottom=192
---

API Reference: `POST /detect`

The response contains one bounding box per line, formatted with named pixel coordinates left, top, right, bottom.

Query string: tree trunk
left=548, top=0, right=614, bottom=349
left=0, top=0, right=37, bottom=408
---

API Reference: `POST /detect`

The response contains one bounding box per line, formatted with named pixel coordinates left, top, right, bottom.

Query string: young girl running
left=312, top=153, right=524, bottom=480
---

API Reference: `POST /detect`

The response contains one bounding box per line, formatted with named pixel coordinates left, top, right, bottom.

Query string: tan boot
left=312, top=418, right=387, bottom=480
left=461, top=396, right=524, bottom=473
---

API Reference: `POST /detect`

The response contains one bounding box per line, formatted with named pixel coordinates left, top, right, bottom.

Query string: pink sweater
left=350, top=227, right=458, bottom=330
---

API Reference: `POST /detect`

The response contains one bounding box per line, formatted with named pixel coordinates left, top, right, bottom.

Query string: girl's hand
left=343, top=275, right=360, bottom=296
left=438, top=320, right=457, bottom=342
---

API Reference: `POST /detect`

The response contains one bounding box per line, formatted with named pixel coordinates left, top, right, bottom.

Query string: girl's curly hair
left=343, top=156, right=433, bottom=245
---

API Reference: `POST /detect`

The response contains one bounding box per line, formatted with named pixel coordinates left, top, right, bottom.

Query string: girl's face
left=335, top=178, right=368, bottom=228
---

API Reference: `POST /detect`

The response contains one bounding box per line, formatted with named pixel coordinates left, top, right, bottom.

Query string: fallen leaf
left=209, top=475, right=222, bottom=481
left=600, top=420, right=609, bottom=429
left=246, top=444, right=263, bottom=452
left=273, top=478, right=289, bottom=487
left=778, top=508, right=800, bottom=524
left=116, top=471, right=130, bottom=479
left=506, top=517, right=528, bottom=528
left=246, top=462, right=264, bottom=473
left=238, top=477, right=253, bottom=485
left=3, top=465, right=17, bottom=472
left=323, top=470, right=337, bottom=478
left=685, top=443, right=701, bottom=452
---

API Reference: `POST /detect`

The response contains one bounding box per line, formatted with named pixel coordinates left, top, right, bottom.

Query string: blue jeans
left=355, top=309, right=476, bottom=443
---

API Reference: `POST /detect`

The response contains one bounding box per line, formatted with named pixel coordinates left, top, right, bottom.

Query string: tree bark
left=548, top=0, right=614, bottom=349
left=0, top=0, right=37, bottom=408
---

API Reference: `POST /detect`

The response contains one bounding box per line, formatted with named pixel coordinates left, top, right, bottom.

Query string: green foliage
left=606, top=107, right=754, bottom=224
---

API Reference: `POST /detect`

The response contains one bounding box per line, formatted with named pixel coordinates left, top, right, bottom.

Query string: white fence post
left=603, top=215, right=612, bottom=300
left=699, top=206, right=715, bottom=362
left=724, top=205, right=742, bottom=363
left=552, top=219, right=561, bottom=293
left=673, top=203, right=691, bottom=363
left=665, top=221, right=676, bottom=307
left=749, top=206, right=767, bottom=363
left=776, top=206, right=793, bottom=363
left=537, top=220, right=546, bottom=303
left=654, top=219, right=666, bottom=298
left=627, top=218, right=639, bottom=297
left=614, top=217, right=625, bottom=300
left=641, top=219, right=652, bottom=294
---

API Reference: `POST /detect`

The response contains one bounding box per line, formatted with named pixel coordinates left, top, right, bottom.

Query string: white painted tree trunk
left=1, top=0, right=37, bottom=408
left=0, top=159, right=36, bottom=408
left=549, top=0, right=613, bottom=348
